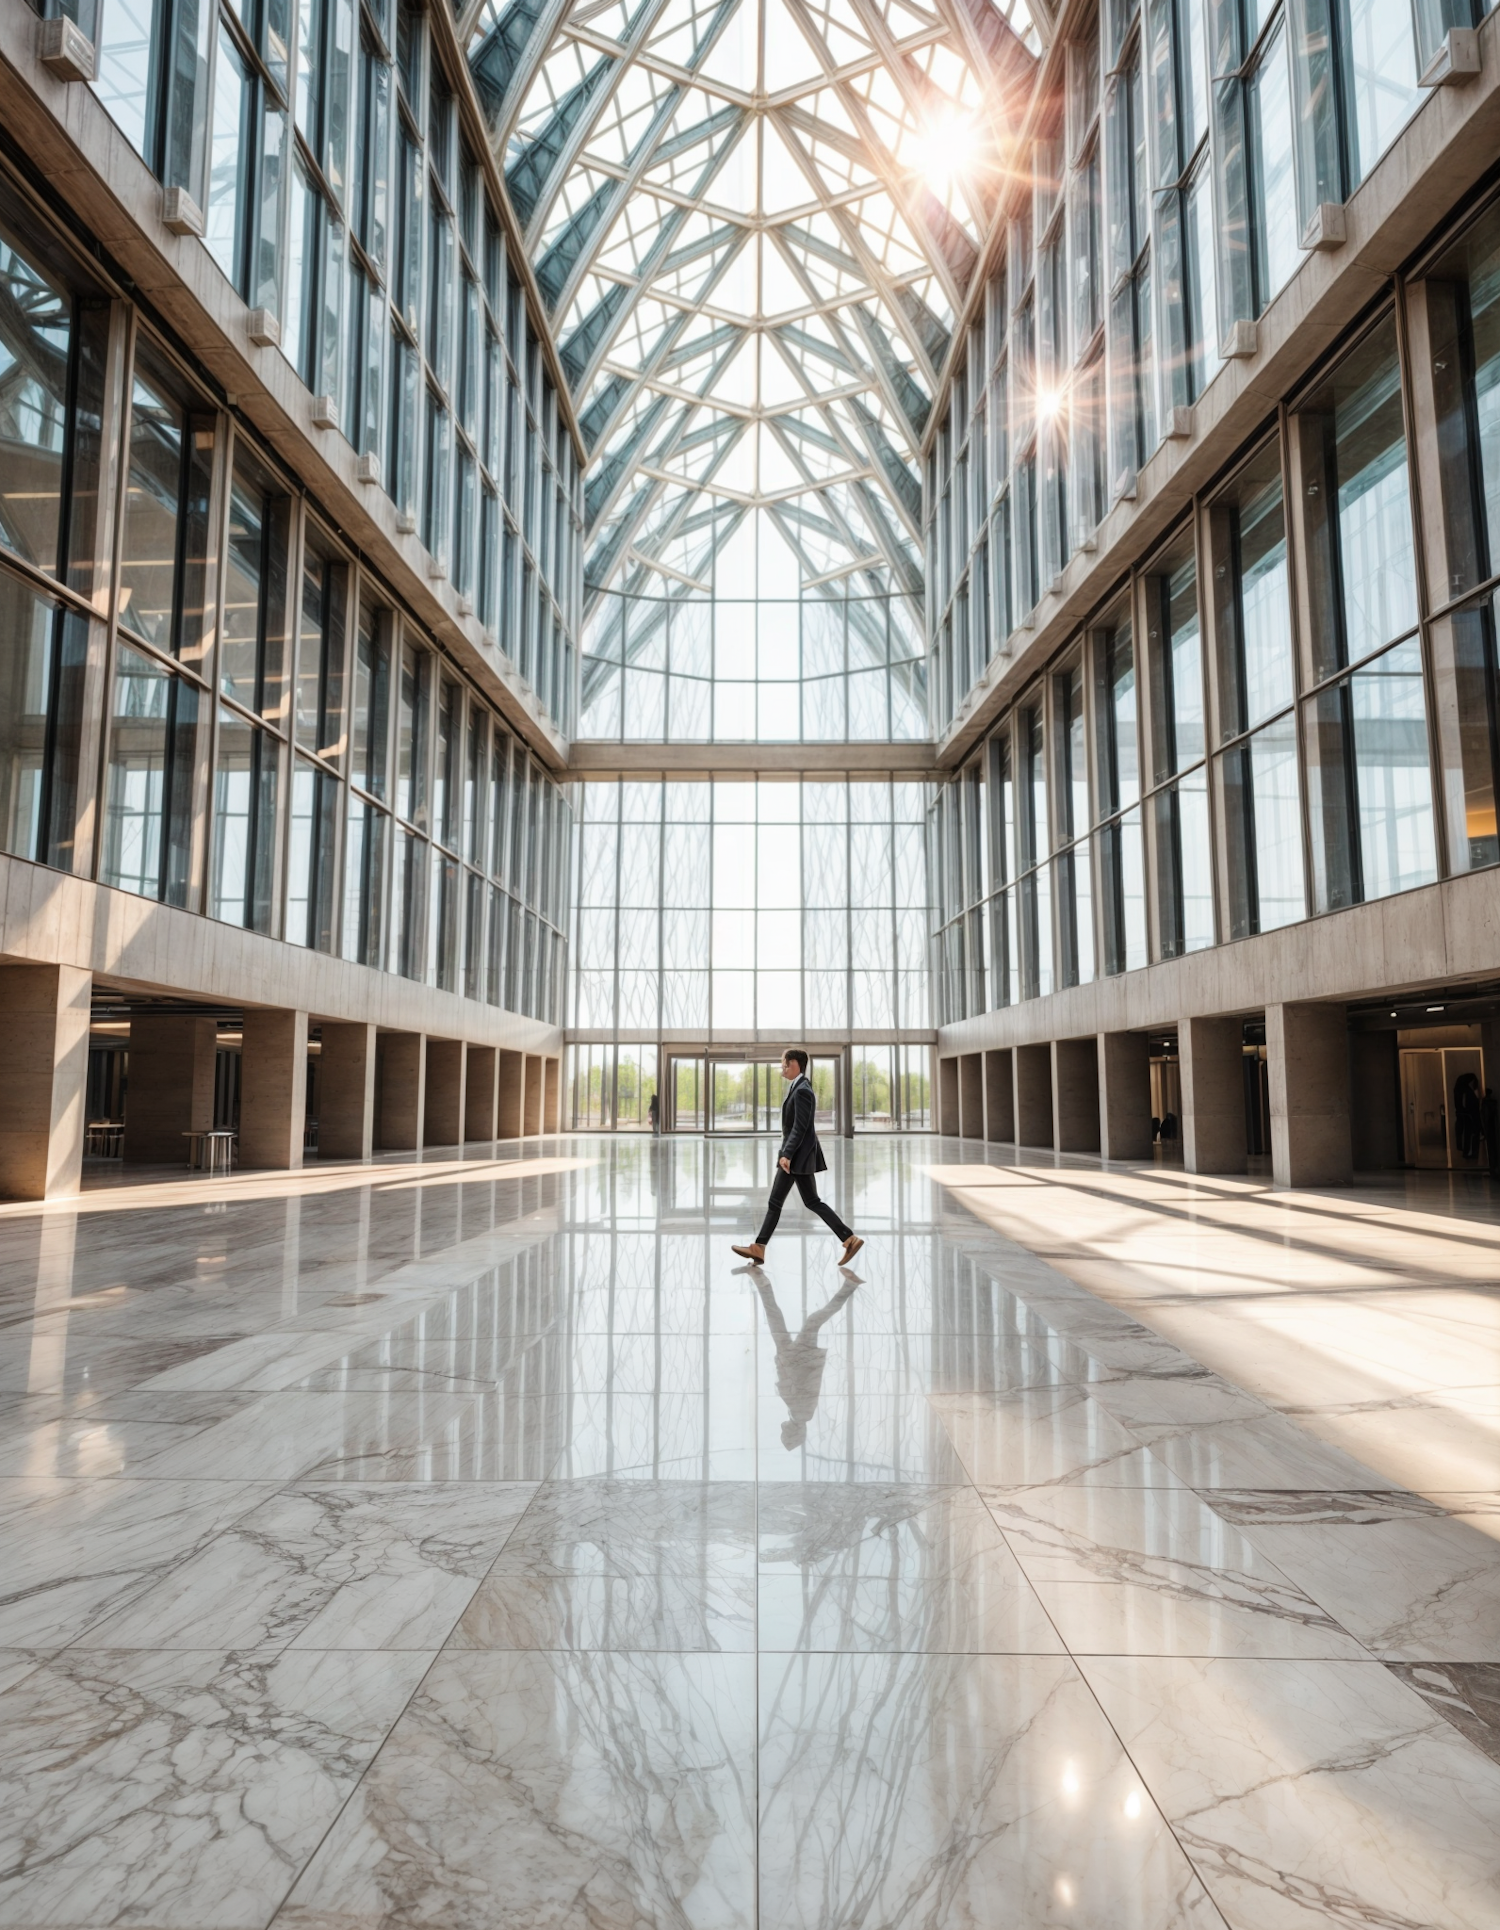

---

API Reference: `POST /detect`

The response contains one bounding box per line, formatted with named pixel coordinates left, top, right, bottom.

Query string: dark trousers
left=756, top=1167, right=852, bottom=1247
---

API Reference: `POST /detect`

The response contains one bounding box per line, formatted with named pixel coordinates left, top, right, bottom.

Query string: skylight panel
left=486, top=0, right=1032, bottom=596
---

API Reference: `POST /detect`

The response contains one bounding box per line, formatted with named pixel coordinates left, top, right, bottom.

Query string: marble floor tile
left=932, top=1387, right=1178, bottom=1486
left=758, top=1650, right=1223, bottom=1928
left=0, top=1335, right=236, bottom=1398
left=0, top=1390, right=262, bottom=1478
left=981, top=1485, right=1368, bottom=1660
left=1287, top=1400, right=1500, bottom=1495
left=757, top=1390, right=967, bottom=1485
left=1144, top=1411, right=1390, bottom=1490
left=0, top=1477, right=273, bottom=1648
left=133, top=1389, right=495, bottom=1483
left=1386, top=1661, right=1500, bottom=1768
left=452, top=1567, right=758, bottom=1652
left=5, top=1140, right=1500, bottom=1924
left=1087, top=1373, right=1272, bottom=1432
left=1080, top=1655, right=1500, bottom=1930
left=757, top=1486, right=1063, bottom=1654
left=73, top=1482, right=537, bottom=1653
left=1238, top=1511, right=1500, bottom=1661
left=479, top=1477, right=757, bottom=1574
left=0, top=1645, right=431, bottom=1929
left=278, top=1649, right=756, bottom=1930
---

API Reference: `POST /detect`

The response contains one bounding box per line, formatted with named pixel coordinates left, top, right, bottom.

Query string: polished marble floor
left=2, top=1136, right=1500, bottom=1927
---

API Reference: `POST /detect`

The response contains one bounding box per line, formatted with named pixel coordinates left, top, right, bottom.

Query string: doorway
left=664, top=1054, right=841, bottom=1134
left=1400, top=1046, right=1485, bottom=1168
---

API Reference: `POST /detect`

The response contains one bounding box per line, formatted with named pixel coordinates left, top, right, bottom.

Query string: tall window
left=1095, top=611, right=1147, bottom=973
left=1106, top=13, right=1155, bottom=492
left=104, top=347, right=215, bottom=907
left=1149, top=0, right=1218, bottom=406
left=1425, top=201, right=1500, bottom=874
left=1209, top=439, right=1305, bottom=935
left=1296, top=317, right=1437, bottom=909
left=1017, top=701, right=1053, bottom=996
left=1145, top=531, right=1214, bottom=955
left=1054, top=661, right=1094, bottom=986
left=985, top=730, right=1019, bottom=1008
left=0, top=221, right=104, bottom=876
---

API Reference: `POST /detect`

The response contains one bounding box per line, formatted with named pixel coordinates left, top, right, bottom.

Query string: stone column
left=0, top=964, right=91, bottom=1200
left=319, top=1022, right=376, bottom=1161
left=239, top=1009, right=308, bottom=1170
left=377, top=1032, right=425, bottom=1151
left=424, top=1039, right=466, bottom=1148
left=937, top=1057, right=960, bottom=1135
left=522, top=1055, right=543, bottom=1135
left=543, top=1057, right=561, bottom=1133
left=1052, top=1038, right=1101, bottom=1152
left=959, top=1053, right=984, bottom=1139
left=984, top=1049, right=1014, bottom=1141
left=1180, top=1016, right=1247, bottom=1175
left=498, top=1049, right=525, bottom=1139
left=1267, top=1001, right=1352, bottom=1188
left=465, top=1045, right=499, bottom=1143
left=1098, top=1031, right=1154, bottom=1161
left=124, top=1012, right=217, bottom=1163
left=1014, top=1043, right=1053, bottom=1147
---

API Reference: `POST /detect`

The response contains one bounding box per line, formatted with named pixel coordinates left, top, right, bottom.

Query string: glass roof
left=465, top=0, right=1039, bottom=611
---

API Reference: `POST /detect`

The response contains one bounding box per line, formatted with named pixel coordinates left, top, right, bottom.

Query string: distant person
left=648, top=1091, right=660, bottom=1136
left=1482, top=1086, right=1500, bottom=1180
left=1455, top=1073, right=1482, bottom=1162
left=1159, top=1111, right=1178, bottom=1142
left=731, top=1049, right=862, bottom=1267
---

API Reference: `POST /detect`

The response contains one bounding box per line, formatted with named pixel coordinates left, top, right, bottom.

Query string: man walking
left=732, top=1050, right=863, bottom=1266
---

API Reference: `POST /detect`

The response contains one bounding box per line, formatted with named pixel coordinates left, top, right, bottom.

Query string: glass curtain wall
left=580, top=589, right=926, bottom=745
left=84, top=0, right=580, bottom=733
left=928, top=195, right=1500, bottom=1008
left=0, top=202, right=568, bottom=1023
left=928, top=0, right=1435, bottom=735
left=570, top=775, right=929, bottom=1056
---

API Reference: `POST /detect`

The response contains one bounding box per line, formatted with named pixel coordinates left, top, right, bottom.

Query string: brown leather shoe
left=840, top=1235, right=864, bottom=1265
left=731, top=1243, right=766, bottom=1263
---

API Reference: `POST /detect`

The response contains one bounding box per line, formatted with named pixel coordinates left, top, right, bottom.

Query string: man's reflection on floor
left=749, top=1267, right=863, bottom=1449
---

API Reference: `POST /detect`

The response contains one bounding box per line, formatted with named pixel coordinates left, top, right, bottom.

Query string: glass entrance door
left=672, top=1058, right=704, bottom=1130
left=710, top=1060, right=778, bottom=1132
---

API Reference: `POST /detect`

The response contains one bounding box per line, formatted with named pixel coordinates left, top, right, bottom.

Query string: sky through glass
left=464, top=0, right=1038, bottom=626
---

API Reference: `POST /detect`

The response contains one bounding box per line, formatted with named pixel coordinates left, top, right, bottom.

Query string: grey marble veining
left=0, top=1645, right=432, bottom=1929
left=74, top=1482, right=537, bottom=1653
left=279, top=1649, right=756, bottom=1929
left=1081, top=1654, right=1500, bottom=1929
left=980, top=1483, right=1368, bottom=1659
left=759, top=1650, right=1223, bottom=1927
left=1387, top=1661, right=1500, bottom=1767
left=0, top=1476, right=274, bottom=1648
left=1238, top=1510, right=1500, bottom=1661
left=757, top=1485, right=1063, bottom=1655
left=4, top=1138, right=1500, bottom=1926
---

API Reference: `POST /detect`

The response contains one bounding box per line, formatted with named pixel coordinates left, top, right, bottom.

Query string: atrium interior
left=4, top=0, right=1500, bottom=1920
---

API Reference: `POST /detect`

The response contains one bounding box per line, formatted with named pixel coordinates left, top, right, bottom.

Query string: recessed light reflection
left=1060, top=1761, right=1081, bottom=1798
left=1124, top=1790, right=1143, bottom=1820
left=1055, top=1874, right=1076, bottom=1907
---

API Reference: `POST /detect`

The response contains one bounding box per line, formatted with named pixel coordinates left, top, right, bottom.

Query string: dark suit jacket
left=777, top=1074, right=826, bottom=1175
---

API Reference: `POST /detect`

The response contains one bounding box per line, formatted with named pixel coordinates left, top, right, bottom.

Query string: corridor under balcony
left=0, top=1137, right=1498, bottom=1927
